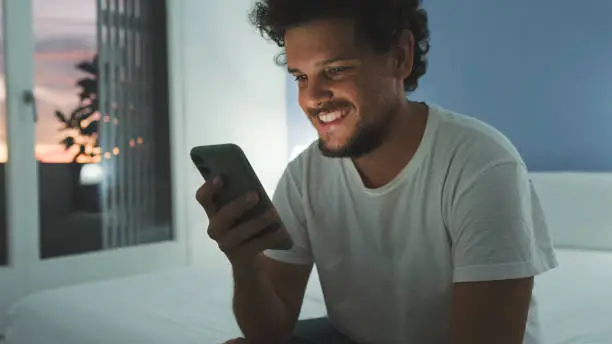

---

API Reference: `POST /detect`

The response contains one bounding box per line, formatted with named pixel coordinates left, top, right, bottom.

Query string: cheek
left=338, top=78, right=379, bottom=108
left=359, top=80, right=394, bottom=107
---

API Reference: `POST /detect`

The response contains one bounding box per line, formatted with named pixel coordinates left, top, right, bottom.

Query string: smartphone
left=190, top=143, right=293, bottom=250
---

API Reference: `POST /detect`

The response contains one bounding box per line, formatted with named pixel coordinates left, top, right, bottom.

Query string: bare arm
left=451, top=277, right=534, bottom=344
left=232, top=254, right=313, bottom=344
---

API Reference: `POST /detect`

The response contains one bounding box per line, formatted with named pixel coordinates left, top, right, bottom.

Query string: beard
left=317, top=101, right=398, bottom=159
left=318, top=116, right=391, bottom=158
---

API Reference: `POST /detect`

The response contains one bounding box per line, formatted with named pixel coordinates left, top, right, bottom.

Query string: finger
left=195, top=176, right=223, bottom=217
left=208, top=191, right=259, bottom=240
left=228, top=226, right=288, bottom=261
left=217, top=209, right=279, bottom=252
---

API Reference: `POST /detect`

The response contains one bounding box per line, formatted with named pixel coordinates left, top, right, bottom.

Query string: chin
left=317, top=139, right=352, bottom=158
left=318, top=129, right=385, bottom=159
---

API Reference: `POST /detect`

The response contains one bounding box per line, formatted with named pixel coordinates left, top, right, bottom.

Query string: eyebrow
left=287, top=56, right=359, bottom=74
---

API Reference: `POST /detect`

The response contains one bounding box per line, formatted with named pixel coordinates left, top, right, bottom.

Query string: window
left=34, top=0, right=173, bottom=258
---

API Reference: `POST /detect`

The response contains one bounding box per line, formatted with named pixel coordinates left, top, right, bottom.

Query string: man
left=196, top=0, right=558, bottom=343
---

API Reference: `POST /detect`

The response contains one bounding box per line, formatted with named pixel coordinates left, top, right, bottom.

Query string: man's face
left=285, top=18, right=406, bottom=158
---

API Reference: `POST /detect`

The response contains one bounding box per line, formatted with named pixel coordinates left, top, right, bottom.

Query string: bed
left=5, top=172, right=612, bottom=344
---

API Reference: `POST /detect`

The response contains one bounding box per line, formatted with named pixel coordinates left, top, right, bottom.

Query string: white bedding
left=5, top=263, right=326, bottom=344
left=536, top=249, right=612, bottom=344
left=4, top=249, right=612, bottom=344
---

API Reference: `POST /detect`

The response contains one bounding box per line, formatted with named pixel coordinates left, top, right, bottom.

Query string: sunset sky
left=0, top=0, right=97, bottom=163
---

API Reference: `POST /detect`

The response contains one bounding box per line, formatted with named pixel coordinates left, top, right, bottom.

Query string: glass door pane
left=33, top=0, right=174, bottom=259
left=33, top=0, right=99, bottom=259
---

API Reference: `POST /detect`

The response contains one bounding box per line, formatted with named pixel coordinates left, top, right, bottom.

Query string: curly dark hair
left=249, top=0, right=431, bottom=92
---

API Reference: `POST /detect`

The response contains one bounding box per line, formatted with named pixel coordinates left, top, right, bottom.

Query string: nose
left=301, top=77, right=333, bottom=110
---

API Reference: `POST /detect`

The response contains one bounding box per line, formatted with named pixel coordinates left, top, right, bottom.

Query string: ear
left=393, top=30, right=415, bottom=80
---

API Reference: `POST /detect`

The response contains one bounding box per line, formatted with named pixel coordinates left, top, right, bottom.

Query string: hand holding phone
left=192, top=144, right=293, bottom=264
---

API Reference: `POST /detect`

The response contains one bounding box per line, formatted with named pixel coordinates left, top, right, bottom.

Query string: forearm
left=232, top=256, right=291, bottom=343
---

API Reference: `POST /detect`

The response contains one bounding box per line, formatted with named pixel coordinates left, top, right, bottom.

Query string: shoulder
left=429, top=105, right=527, bottom=182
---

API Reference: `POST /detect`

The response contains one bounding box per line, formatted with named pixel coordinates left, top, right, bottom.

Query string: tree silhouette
left=55, top=54, right=100, bottom=163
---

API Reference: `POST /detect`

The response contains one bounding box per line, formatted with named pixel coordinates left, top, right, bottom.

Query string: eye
left=293, top=74, right=307, bottom=82
left=327, top=66, right=351, bottom=75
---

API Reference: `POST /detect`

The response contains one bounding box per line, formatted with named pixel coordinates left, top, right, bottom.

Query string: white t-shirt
left=265, top=104, right=558, bottom=344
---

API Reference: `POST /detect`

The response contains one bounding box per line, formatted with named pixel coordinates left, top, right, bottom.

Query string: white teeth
left=318, top=111, right=343, bottom=123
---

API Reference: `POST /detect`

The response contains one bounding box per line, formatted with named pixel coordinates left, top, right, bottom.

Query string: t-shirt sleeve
left=448, top=161, right=558, bottom=283
left=263, top=166, right=313, bottom=265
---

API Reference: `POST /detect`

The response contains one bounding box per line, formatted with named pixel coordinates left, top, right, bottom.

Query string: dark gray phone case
left=190, top=143, right=293, bottom=250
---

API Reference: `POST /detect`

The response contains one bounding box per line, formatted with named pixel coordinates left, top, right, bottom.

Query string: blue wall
left=286, top=0, right=612, bottom=171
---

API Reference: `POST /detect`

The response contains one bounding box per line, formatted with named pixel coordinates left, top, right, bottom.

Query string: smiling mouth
left=316, top=109, right=350, bottom=125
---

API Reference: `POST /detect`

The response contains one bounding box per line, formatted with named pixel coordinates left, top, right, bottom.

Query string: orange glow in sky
left=0, top=0, right=97, bottom=163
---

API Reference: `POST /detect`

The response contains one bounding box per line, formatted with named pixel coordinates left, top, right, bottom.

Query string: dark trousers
left=290, top=317, right=357, bottom=344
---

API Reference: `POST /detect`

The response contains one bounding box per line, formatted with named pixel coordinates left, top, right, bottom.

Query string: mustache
left=308, top=100, right=354, bottom=118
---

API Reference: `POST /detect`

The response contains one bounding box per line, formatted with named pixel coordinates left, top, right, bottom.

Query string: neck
left=352, top=101, right=428, bottom=189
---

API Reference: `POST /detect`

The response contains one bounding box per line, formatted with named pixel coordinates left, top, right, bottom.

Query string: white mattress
left=5, top=249, right=612, bottom=344
left=4, top=263, right=326, bottom=344
left=535, top=249, right=612, bottom=344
